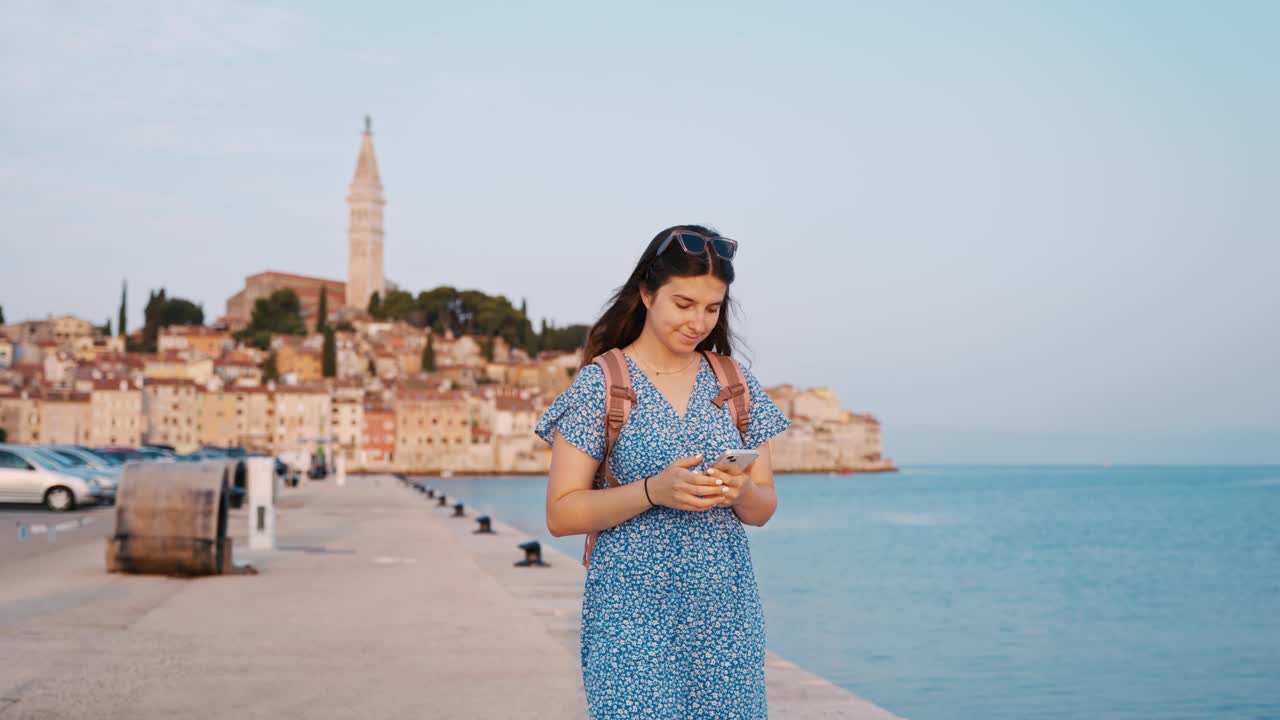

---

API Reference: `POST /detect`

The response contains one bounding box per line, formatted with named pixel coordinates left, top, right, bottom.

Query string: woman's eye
left=676, top=304, right=692, bottom=310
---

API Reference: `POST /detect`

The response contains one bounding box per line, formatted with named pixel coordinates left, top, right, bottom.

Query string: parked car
left=45, top=445, right=121, bottom=503
left=0, top=443, right=103, bottom=511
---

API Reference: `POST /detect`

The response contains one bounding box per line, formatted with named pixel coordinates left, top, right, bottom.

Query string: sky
left=2, top=1, right=1277, bottom=463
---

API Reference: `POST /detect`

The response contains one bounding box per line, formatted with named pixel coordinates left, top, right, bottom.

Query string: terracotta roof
left=275, top=384, right=329, bottom=395
left=91, top=379, right=139, bottom=392
left=247, top=270, right=346, bottom=287
left=393, top=388, right=468, bottom=402
left=144, top=378, right=198, bottom=388
left=160, top=325, right=228, bottom=337
left=35, top=388, right=91, bottom=402
left=494, top=397, right=535, bottom=413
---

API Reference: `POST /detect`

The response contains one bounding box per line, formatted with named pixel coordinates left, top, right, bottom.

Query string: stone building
left=33, top=389, right=91, bottom=444
left=158, top=325, right=231, bottom=358
left=87, top=379, right=143, bottom=447
left=0, top=387, right=38, bottom=443
left=393, top=388, right=469, bottom=472
left=142, top=378, right=199, bottom=449
left=223, top=271, right=346, bottom=333
left=272, top=384, right=332, bottom=455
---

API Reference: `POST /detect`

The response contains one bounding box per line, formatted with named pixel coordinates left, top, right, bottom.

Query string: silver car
left=46, top=445, right=120, bottom=503
left=0, top=443, right=102, bottom=511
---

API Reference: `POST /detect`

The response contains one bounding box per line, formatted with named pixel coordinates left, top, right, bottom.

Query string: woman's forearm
left=732, top=482, right=777, bottom=527
left=548, top=478, right=655, bottom=537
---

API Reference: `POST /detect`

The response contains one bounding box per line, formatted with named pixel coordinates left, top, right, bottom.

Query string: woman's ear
left=639, top=287, right=653, bottom=310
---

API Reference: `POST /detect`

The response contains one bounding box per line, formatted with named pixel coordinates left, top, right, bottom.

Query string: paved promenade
left=0, top=475, right=901, bottom=719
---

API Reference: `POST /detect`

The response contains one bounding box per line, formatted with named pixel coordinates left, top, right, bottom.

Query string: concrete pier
left=0, top=475, right=900, bottom=719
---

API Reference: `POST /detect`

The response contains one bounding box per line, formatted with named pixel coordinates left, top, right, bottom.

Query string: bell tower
left=347, top=115, right=385, bottom=312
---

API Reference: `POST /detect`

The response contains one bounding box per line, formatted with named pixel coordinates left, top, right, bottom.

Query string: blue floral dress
left=535, top=352, right=792, bottom=719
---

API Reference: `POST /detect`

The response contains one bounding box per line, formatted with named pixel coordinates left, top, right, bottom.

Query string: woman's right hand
left=649, top=454, right=728, bottom=512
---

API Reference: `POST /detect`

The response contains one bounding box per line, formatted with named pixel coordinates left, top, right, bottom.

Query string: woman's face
left=640, top=273, right=727, bottom=354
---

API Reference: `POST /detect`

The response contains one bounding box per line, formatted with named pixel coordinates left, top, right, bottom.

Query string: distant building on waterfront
left=346, top=115, right=386, bottom=314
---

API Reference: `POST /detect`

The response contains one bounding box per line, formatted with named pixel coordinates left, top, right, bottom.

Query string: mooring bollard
left=515, top=540, right=549, bottom=567
left=426, top=488, right=436, bottom=498
left=474, top=515, right=494, bottom=534
left=437, top=495, right=448, bottom=507
left=452, top=502, right=465, bottom=517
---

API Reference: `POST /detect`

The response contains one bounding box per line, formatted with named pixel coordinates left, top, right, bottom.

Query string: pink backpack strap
left=582, top=348, right=636, bottom=568
left=703, top=351, right=752, bottom=442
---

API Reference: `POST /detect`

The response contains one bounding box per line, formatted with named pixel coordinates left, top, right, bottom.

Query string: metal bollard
left=452, top=502, right=465, bottom=517
left=437, top=495, right=448, bottom=507
left=514, top=540, right=549, bottom=567
left=474, top=515, right=494, bottom=534
left=426, top=489, right=436, bottom=498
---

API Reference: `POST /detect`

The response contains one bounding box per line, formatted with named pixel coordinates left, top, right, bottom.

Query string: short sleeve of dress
left=534, top=363, right=607, bottom=462
left=741, top=364, right=792, bottom=450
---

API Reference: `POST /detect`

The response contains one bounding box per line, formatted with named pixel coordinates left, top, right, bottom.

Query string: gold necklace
left=632, top=348, right=699, bottom=376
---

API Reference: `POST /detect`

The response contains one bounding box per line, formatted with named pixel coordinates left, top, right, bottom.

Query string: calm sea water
left=423, top=465, right=1280, bottom=720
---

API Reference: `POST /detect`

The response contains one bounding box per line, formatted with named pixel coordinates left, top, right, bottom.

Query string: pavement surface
left=0, top=502, right=113, bottom=568
left=0, top=474, right=901, bottom=719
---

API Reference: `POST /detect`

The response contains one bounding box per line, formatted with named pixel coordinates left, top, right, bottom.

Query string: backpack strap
left=703, top=351, right=752, bottom=442
left=582, top=348, right=636, bottom=567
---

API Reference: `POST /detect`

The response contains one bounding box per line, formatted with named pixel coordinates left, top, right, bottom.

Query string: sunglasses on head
left=655, top=230, right=738, bottom=261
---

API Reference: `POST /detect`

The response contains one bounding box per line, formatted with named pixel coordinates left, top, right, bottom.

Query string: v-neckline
left=623, top=352, right=705, bottom=422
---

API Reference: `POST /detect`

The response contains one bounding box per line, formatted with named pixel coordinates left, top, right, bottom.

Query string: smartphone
left=710, top=448, right=760, bottom=474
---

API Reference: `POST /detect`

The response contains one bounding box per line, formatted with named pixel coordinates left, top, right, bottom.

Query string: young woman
left=535, top=224, right=792, bottom=719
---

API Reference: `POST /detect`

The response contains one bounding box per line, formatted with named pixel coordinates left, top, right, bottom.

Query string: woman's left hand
left=703, top=466, right=754, bottom=507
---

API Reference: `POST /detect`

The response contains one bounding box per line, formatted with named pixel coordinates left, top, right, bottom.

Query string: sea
left=419, top=465, right=1280, bottom=720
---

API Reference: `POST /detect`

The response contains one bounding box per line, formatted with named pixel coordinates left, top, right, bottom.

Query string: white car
left=0, top=443, right=103, bottom=511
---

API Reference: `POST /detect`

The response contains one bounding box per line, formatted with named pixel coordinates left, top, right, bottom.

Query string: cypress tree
left=117, top=280, right=127, bottom=337
left=422, top=334, right=436, bottom=373
left=322, top=327, right=336, bottom=377
left=262, top=351, right=279, bottom=382
left=316, top=286, right=328, bottom=334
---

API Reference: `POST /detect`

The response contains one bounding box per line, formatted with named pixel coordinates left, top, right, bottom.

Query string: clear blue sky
left=2, top=1, right=1277, bottom=463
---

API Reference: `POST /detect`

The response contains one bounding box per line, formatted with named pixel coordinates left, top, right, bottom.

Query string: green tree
left=421, top=334, right=436, bottom=373
left=539, top=320, right=591, bottom=353
left=322, top=327, right=336, bottom=378
left=367, top=291, right=382, bottom=320
left=117, top=280, right=127, bottom=337
left=0, top=304, right=5, bottom=324
left=367, top=357, right=376, bottom=376
left=261, top=351, right=279, bottom=382
left=481, top=333, right=495, bottom=363
left=101, top=318, right=112, bottom=336
left=315, top=286, right=329, bottom=333
left=134, top=288, right=205, bottom=352
left=379, top=289, right=417, bottom=322
left=234, top=289, right=306, bottom=350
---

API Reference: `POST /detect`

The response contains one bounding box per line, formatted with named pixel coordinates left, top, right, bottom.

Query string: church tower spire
left=347, top=115, right=385, bottom=312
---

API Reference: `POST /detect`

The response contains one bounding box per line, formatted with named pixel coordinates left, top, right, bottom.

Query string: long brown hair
left=580, top=224, right=744, bottom=368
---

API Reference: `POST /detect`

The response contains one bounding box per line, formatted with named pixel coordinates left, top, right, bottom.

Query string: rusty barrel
left=105, top=460, right=234, bottom=576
